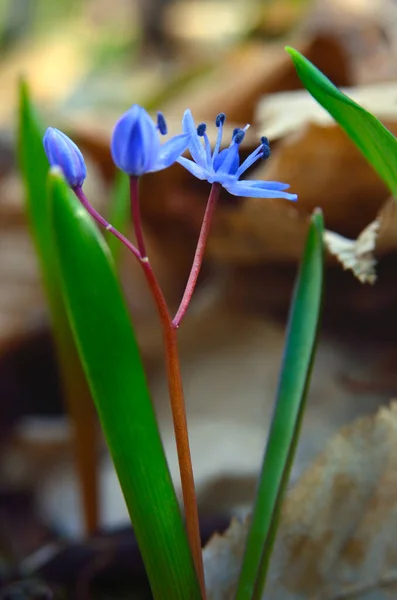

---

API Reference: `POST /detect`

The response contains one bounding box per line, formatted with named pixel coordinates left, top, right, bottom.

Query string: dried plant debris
left=303, top=0, right=397, bottom=84
left=204, top=402, right=397, bottom=600
left=256, top=84, right=397, bottom=141
left=324, top=219, right=381, bottom=284
left=204, top=517, right=248, bottom=600
left=324, top=197, right=397, bottom=284
left=373, top=198, right=397, bottom=256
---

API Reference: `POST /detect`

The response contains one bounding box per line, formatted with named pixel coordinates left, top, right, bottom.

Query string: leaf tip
left=285, top=46, right=300, bottom=62
left=311, top=208, right=325, bottom=233
left=18, top=84, right=28, bottom=128
left=18, top=76, right=33, bottom=111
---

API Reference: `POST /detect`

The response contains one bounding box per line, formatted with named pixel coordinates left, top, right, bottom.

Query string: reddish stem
left=74, top=187, right=140, bottom=260
left=173, top=183, right=221, bottom=327
left=128, top=179, right=206, bottom=598
left=139, top=261, right=206, bottom=598
left=130, top=176, right=147, bottom=257
left=74, top=182, right=206, bottom=597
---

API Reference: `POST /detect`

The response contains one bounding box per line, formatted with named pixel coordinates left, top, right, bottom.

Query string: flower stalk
left=129, top=178, right=206, bottom=598
left=73, top=180, right=207, bottom=598
left=130, top=176, right=147, bottom=257
left=173, top=182, right=221, bottom=327
left=74, top=187, right=140, bottom=260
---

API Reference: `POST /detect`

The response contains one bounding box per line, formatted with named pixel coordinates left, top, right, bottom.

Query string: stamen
left=261, top=136, right=271, bottom=159
left=234, top=144, right=263, bottom=179
left=215, top=113, right=226, bottom=127
left=232, top=124, right=249, bottom=141
left=157, top=112, right=167, bottom=135
left=213, top=114, right=226, bottom=161
left=203, top=132, right=213, bottom=169
left=197, top=123, right=207, bottom=136
left=233, top=129, right=245, bottom=145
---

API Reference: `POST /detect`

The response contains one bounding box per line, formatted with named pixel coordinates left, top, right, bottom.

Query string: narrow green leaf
left=49, top=170, right=201, bottom=600
left=286, top=47, right=397, bottom=197
left=18, top=80, right=54, bottom=289
left=235, top=211, right=324, bottom=600
left=18, top=80, right=98, bottom=533
left=106, top=170, right=130, bottom=264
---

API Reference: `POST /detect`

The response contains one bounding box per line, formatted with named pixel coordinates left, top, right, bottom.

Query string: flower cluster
left=43, top=104, right=296, bottom=201
left=177, top=110, right=296, bottom=200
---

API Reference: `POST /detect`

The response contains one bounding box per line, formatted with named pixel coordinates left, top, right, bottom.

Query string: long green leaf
left=49, top=170, right=201, bottom=600
left=235, top=211, right=324, bottom=600
left=286, top=47, right=397, bottom=197
left=18, top=80, right=98, bottom=534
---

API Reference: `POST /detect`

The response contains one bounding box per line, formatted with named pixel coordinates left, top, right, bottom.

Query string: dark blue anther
left=233, top=129, right=245, bottom=144
left=215, top=113, right=226, bottom=127
left=197, top=123, right=207, bottom=136
left=157, top=112, right=167, bottom=135
left=261, top=136, right=271, bottom=159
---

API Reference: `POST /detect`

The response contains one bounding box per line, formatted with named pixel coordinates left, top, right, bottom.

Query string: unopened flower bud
left=111, top=105, right=160, bottom=176
left=111, top=105, right=189, bottom=177
left=43, top=128, right=86, bottom=188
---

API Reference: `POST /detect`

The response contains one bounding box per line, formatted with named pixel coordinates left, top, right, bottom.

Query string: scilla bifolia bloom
left=177, top=110, right=297, bottom=201
left=111, top=105, right=190, bottom=176
left=43, top=128, right=86, bottom=188
left=42, top=104, right=298, bottom=593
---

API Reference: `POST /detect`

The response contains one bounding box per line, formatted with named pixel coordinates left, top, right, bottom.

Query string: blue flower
left=43, top=128, right=86, bottom=188
left=111, top=105, right=190, bottom=177
left=177, top=110, right=297, bottom=201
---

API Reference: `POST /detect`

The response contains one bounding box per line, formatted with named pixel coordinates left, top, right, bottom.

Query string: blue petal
left=137, top=107, right=161, bottom=172
left=151, top=133, right=190, bottom=171
left=177, top=156, right=208, bottom=180
left=240, top=180, right=291, bottom=191
left=213, top=145, right=240, bottom=176
left=223, top=181, right=297, bottom=200
left=111, top=105, right=139, bottom=173
left=216, top=142, right=240, bottom=176
left=213, top=147, right=239, bottom=175
left=182, top=109, right=207, bottom=168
